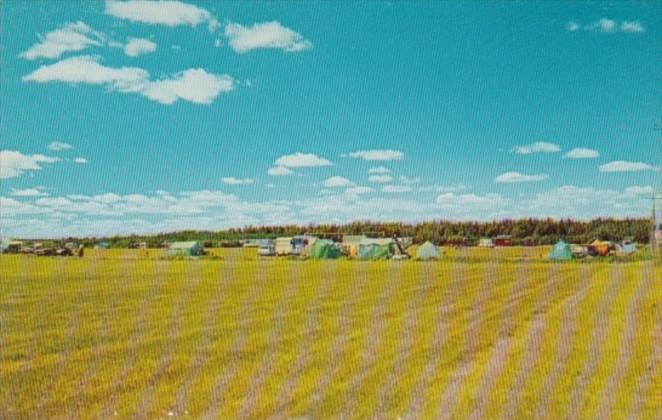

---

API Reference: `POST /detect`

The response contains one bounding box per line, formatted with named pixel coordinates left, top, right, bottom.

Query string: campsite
left=0, top=244, right=660, bottom=419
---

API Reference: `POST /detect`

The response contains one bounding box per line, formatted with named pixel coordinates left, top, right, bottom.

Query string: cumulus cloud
left=495, top=172, right=549, bottom=183
left=22, top=55, right=234, bottom=105
left=123, top=37, right=157, bottom=57
left=19, top=21, right=104, bottom=60
left=48, top=141, right=73, bottom=151
left=399, top=176, right=421, bottom=185
left=368, top=166, right=390, bottom=174
left=267, top=166, right=294, bottom=176
left=323, top=176, right=355, bottom=188
left=345, top=186, right=374, bottom=195
left=10, top=187, right=49, bottom=197
left=222, top=177, right=254, bottom=185
left=567, top=18, right=645, bottom=33
left=599, top=161, right=657, bottom=172
left=105, top=0, right=219, bottom=31
left=382, top=185, right=412, bottom=193
left=435, top=184, right=469, bottom=193
left=368, top=174, right=392, bottom=183
left=0, top=150, right=60, bottom=179
left=511, top=142, right=560, bottom=154
left=73, top=157, right=88, bottom=164
left=224, top=21, right=312, bottom=53
left=344, top=149, right=404, bottom=161
left=624, top=186, right=654, bottom=195
left=563, top=148, right=599, bottom=159
left=274, top=152, right=332, bottom=168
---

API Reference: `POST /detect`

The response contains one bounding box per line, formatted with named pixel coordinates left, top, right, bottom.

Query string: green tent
left=549, top=240, right=572, bottom=261
left=308, top=239, right=342, bottom=259
left=358, top=243, right=393, bottom=260
left=168, top=241, right=203, bottom=256
left=416, top=241, right=440, bottom=260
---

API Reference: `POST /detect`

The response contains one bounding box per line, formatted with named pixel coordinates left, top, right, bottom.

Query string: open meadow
left=1, top=247, right=660, bottom=419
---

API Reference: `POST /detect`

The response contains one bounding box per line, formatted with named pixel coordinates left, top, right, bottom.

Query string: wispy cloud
left=567, top=18, right=645, bottom=34
left=0, top=150, right=60, bottom=179
left=267, top=166, right=294, bottom=176
left=368, top=174, right=392, bottom=183
left=344, top=149, right=404, bottom=161
left=511, top=142, right=560, bottom=154
left=274, top=152, right=332, bottom=168
left=495, top=171, right=549, bottom=183
left=323, top=176, right=355, bottom=188
left=22, top=55, right=234, bottom=105
left=48, top=141, right=73, bottom=151
left=599, top=160, right=657, bottom=172
left=123, top=37, right=157, bottom=57
left=368, top=166, right=390, bottom=174
left=224, top=21, right=312, bottom=53
left=10, top=187, right=49, bottom=197
left=382, top=185, right=412, bottom=193
left=221, top=177, right=254, bottom=185
left=563, top=148, right=599, bottom=159
left=105, top=0, right=219, bottom=31
left=73, top=157, right=88, bottom=164
left=19, top=21, right=104, bottom=60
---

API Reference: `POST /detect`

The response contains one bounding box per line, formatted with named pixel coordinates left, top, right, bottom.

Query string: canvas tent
left=342, top=235, right=365, bottom=258
left=615, top=241, right=636, bottom=254
left=416, top=241, right=441, bottom=260
left=358, top=241, right=393, bottom=260
left=308, top=239, right=342, bottom=259
left=549, top=240, right=572, bottom=261
left=168, top=241, right=203, bottom=256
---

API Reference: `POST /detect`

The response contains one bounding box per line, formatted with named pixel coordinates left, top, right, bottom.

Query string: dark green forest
left=62, top=218, right=651, bottom=248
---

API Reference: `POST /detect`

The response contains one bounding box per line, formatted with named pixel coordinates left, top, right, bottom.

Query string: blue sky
left=1, top=1, right=660, bottom=238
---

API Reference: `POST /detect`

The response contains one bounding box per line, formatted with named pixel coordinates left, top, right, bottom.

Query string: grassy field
left=0, top=247, right=660, bottom=419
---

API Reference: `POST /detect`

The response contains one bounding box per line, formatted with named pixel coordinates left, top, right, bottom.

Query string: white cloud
left=123, top=37, right=157, bottom=57
left=48, top=141, right=73, bottom=151
left=382, top=185, right=412, bottom=193
left=435, top=184, right=469, bottom=193
left=0, top=150, right=60, bottom=179
left=224, top=21, right=312, bottom=53
left=621, top=21, right=645, bottom=33
left=10, top=187, right=48, bottom=197
left=20, top=21, right=103, bottom=60
left=368, top=166, right=390, bottom=174
left=624, top=186, right=653, bottom=195
left=511, top=142, right=560, bottom=154
left=495, top=171, right=549, bottom=183
left=221, top=177, right=254, bottom=185
left=105, top=0, right=219, bottom=31
left=324, top=176, right=355, bottom=188
left=563, top=148, right=599, bottom=159
left=436, top=192, right=510, bottom=209
left=567, top=19, right=645, bottom=34
left=140, top=68, right=234, bottom=104
left=22, top=56, right=234, bottom=105
left=345, top=186, right=374, bottom=195
left=599, top=161, right=657, bottom=172
left=368, top=174, right=392, bottom=183
left=73, top=157, right=88, bottom=164
left=274, top=152, right=332, bottom=168
left=399, top=176, right=421, bottom=185
left=267, top=166, right=294, bottom=176
left=345, top=149, right=404, bottom=161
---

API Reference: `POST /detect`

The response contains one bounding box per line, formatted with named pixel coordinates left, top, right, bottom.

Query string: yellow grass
left=0, top=247, right=660, bottom=419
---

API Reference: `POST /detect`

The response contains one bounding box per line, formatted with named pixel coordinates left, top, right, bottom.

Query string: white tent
left=416, top=241, right=441, bottom=260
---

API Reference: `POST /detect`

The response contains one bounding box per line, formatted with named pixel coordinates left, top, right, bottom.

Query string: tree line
left=66, top=217, right=650, bottom=248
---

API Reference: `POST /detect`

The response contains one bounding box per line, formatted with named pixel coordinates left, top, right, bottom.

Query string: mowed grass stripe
left=270, top=259, right=338, bottom=418
left=289, top=260, right=363, bottom=417
left=595, top=262, right=656, bottom=419
left=446, top=257, right=513, bottom=419
left=307, top=260, right=387, bottom=417
left=626, top=261, right=662, bottom=420
left=171, top=260, right=234, bottom=415
left=405, top=250, right=465, bottom=418
left=0, top=256, right=68, bottom=416
left=372, top=261, right=433, bottom=416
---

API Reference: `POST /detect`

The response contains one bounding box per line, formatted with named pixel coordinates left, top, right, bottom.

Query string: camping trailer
left=275, top=237, right=293, bottom=255
left=168, top=241, right=203, bottom=257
